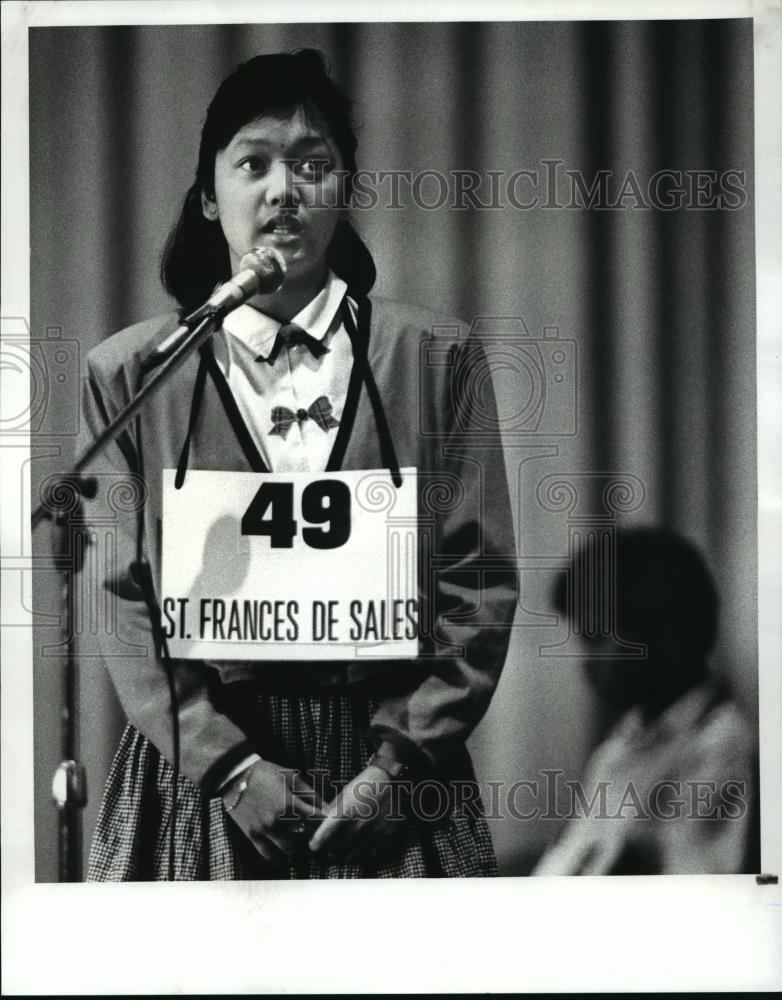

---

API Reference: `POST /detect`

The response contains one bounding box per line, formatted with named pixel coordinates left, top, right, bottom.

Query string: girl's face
left=202, top=107, right=345, bottom=289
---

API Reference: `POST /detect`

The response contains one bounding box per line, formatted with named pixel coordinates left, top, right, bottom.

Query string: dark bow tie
left=258, top=323, right=330, bottom=365
left=269, top=395, right=340, bottom=439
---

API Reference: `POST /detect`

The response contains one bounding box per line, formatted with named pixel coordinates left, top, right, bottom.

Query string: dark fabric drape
left=30, top=20, right=756, bottom=878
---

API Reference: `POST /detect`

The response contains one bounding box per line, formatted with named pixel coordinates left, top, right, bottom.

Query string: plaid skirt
left=87, top=687, right=497, bottom=880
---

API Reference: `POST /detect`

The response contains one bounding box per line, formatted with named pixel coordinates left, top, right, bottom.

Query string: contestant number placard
left=161, top=468, right=418, bottom=660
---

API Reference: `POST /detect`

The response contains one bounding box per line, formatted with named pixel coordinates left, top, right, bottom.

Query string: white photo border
left=2, top=0, right=780, bottom=993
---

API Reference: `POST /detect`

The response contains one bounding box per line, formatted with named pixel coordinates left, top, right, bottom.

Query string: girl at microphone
left=82, top=49, right=517, bottom=879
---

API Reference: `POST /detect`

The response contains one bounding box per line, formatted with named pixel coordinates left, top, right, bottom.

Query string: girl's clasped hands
left=222, top=759, right=405, bottom=868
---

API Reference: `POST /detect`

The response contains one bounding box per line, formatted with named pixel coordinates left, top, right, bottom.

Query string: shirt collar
left=221, top=270, right=348, bottom=359
left=618, top=679, right=719, bottom=743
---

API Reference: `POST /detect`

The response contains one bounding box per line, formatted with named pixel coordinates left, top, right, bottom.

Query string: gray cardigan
left=77, top=294, right=518, bottom=794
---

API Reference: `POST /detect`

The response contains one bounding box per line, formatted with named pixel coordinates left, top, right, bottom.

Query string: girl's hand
left=222, top=759, right=326, bottom=867
left=307, top=764, right=407, bottom=866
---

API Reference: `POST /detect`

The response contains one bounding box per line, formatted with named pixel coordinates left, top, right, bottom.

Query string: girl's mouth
left=261, top=214, right=303, bottom=238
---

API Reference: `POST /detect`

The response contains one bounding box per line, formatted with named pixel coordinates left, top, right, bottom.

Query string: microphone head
left=239, top=247, right=286, bottom=294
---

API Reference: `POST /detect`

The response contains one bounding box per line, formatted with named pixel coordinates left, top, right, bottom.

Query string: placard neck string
left=340, top=293, right=402, bottom=488
left=174, top=294, right=402, bottom=490
left=175, top=352, right=209, bottom=489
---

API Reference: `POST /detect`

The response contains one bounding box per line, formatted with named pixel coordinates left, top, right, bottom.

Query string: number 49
left=240, top=480, right=351, bottom=549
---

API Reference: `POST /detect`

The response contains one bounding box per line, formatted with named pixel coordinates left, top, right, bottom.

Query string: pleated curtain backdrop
left=30, top=20, right=756, bottom=879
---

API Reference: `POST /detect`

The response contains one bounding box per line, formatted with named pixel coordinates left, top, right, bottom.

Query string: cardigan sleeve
left=367, top=331, right=519, bottom=774
left=76, top=350, right=255, bottom=795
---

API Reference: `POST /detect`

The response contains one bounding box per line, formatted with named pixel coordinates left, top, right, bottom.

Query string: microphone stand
left=48, top=477, right=91, bottom=882
left=32, top=305, right=226, bottom=881
left=32, top=309, right=221, bottom=531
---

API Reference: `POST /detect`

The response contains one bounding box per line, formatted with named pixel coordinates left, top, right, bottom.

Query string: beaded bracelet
left=224, top=760, right=259, bottom=813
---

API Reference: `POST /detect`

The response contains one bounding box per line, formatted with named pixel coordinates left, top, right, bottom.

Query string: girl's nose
left=263, top=159, right=299, bottom=207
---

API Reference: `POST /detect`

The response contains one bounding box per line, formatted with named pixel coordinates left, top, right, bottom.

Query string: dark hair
left=161, top=49, right=376, bottom=311
left=552, top=526, right=719, bottom=658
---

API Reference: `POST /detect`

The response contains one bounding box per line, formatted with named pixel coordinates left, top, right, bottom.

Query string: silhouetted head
left=552, top=526, right=719, bottom=718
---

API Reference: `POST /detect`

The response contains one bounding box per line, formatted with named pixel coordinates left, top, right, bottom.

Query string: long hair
left=161, top=49, right=376, bottom=312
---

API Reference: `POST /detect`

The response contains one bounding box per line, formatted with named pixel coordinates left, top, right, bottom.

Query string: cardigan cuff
left=200, top=739, right=257, bottom=797
left=367, top=724, right=437, bottom=777
left=216, top=753, right=263, bottom=793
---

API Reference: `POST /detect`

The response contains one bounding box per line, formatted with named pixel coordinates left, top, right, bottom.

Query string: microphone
left=187, top=246, right=287, bottom=322
left=141, top=248, right=286, bottom=372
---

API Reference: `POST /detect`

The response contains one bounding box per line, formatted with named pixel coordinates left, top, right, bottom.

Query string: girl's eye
left=240, top=156, right=267, bottom=173
left=295, top=158, right=331, bottom=180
